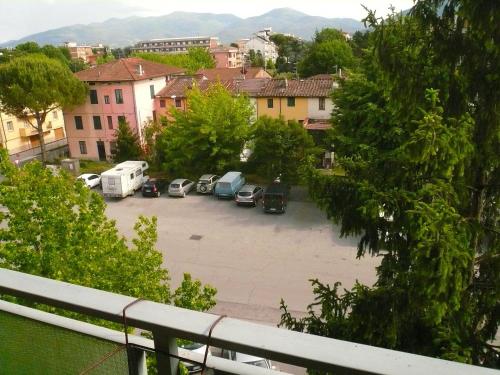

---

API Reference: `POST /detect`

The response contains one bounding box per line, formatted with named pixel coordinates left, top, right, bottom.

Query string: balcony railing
left=0, top=268, right=496, bottom=375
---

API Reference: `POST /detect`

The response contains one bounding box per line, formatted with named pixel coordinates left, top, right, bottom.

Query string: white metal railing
left=0, top=268, right=497, bottom=375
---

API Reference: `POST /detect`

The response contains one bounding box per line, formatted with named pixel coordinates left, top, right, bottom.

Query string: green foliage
left=248, top=49, right=265, bottom=67
left=298, top=28, right=355, bottom=77
left=112, top=119, right=143, bottom=162
left=96, top=54, right=115, bottom=65
left=156, top=82, right=253, bottom=177
left=270, top=33, right=307, bottom=73
left=0, top=53, right=87, bottom=163
left=134, top=47, right=215, bottom=74
left=281, top=3, right=500, bottom=368
left=248, top=116, right=318, bottom=184
left=0, top=148, right=217, bottom=322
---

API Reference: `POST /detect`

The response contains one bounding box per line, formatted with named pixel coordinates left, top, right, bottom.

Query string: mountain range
left=0, top=8, right=366, bottom=48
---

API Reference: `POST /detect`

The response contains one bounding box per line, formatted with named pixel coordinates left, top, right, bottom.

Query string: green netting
left=0, top=310, right=129, bottom=375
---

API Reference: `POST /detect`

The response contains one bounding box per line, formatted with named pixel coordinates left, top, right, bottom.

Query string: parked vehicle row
left=81, top=164, right=290, bottom=213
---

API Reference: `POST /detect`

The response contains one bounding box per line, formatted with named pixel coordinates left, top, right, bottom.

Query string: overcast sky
left=0, top=0, right=414, bottom=43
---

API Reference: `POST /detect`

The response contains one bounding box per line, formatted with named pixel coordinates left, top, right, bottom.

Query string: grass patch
left=79, top=160, right=115, bottom=174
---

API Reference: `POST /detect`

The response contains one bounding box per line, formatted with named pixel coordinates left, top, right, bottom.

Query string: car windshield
left=170, top=184, right=180, bottom=188
left=239, top=192, right=252, bottom=197
left=247, top=360, right=269, bottom=368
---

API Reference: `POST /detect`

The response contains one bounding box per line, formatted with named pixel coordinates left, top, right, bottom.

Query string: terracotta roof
left=256, top=78, right=336, bottom=98
left=304, top=118, right=332, bottom=130
left=156, top=77, right=270, bottom=98
left=196, top=67, right=270, bottom=80
left=75, top=57, right=186, bottom=82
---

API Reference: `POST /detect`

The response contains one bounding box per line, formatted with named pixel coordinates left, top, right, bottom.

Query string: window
left=93, top=116, right=102, bottom=130
left=74, top=116, right=83, bottom=130
left=107, top=116, right=113, bottom=129
left=287, top=97, right=295, bottom=107
left=118, top=115, right=126, bottom=124
left=6, top=121, right=14, bottom=131
left=160, top=99, right=166, bottom=108
left=135, top=169, right=142, bottom=177
left=104, top=95, right=110, bottom=104
left=319, top=97, right=326, bottom=111
left=130, top=173, right=134, bottom=180
left=52, top=111, right=58, bottom=120
left=267, top=98, right=273, bottom=108
left=89, top=90, right=98, bottom=104
left=150, top=85, right=155, bottom=99
left=175, top=98, right=182, bottom=108
left=115, top=89, right=123, bottom=104
left=79, top=141, right=87, bottom=154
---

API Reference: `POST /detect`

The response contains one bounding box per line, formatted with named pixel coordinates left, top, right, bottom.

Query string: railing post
left=127, top=347, right=147, bottom=375
left=153, top=330, right=179, bottom=375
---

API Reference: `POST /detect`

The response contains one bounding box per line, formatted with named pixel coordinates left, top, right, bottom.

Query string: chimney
left=338, top=68, right=342, bottom=77
left=138, top=64, right=144, bottom=76
left=284, top=78, right=288, bottom=88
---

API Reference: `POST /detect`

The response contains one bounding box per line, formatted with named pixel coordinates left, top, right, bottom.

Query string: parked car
left=168, top=179, right=194, bottom=197
left=141, top=179, right=168, bottom=197
left=77, top=173, right=101, bottom=188
left=235, top=184, right=263, bottom=206
left=220, top=349, right=274, bottom=370
left=196, top=174, right=220, bottom=194
left=180, top=342, right=211, bottom=373
left=214, top=171, right=245, bottom=199
left=263, top=183, right=290, bottom=213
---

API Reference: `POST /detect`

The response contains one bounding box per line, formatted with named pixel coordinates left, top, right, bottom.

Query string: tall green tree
left=280, top=2, right=499, bottom=368
left=298, top=28, right=355, bottom=77
left=270, top=33, right=306, bottom=74
left=156, top=83, right=253, bottom=177
left=112, top=119, right=143, bottom=162
left=0, top=149, right=216, bottom=320
left=248, top=116, right=318, bottom=184
left=134, top=47, right=215, bottom=74
left=0, top=54, right=87, bottom=164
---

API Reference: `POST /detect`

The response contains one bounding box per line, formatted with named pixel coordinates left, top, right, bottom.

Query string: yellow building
left=0, top=109, right=66, bottom=160
left=255, top=77, right=336, bottom=123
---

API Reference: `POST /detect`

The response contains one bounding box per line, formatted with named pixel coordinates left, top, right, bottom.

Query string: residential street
left=105, top=187, right=380, bottom=326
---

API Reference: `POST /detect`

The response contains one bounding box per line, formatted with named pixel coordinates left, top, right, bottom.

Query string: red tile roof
left=256, top=78, right=336, bottom=98
left=156, top=77, right=270, bottom=98
left=304, top=118, right=332, bottom=130
left=196, top=67, right=271, bottom=80
left=75, top=57, right=186, bottom=82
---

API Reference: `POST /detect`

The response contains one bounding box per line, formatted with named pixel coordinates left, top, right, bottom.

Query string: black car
left=141, top=179, right=168, bottom=197
left=263, top=183, right=290, bottom=213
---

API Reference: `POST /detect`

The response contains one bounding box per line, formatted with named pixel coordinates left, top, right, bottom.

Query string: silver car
left=235, top=184, right=263, bottom=206
left=196, top=174, right=219, bottom=194
left=168, top=179, right=194, bottom=197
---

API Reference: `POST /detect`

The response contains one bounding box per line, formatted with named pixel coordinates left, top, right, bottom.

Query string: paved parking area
left=104, top=187, right=379, bottom=326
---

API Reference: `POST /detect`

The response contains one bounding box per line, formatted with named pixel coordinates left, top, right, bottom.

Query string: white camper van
left=101, top=161, right=149, bottom=198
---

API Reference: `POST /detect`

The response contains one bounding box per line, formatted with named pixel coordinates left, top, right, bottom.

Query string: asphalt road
left=105, top=187, right=380, bottom=374
left=105, top=186, right=379, bottom=325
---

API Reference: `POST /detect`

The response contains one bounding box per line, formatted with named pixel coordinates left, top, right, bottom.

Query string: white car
left=180, top=342, right=211, bottom=373
left=168, top=179, right=194, bottom=197
left=196, top=174, right=219, bottom=194
left=220, top=349, right=274, bottom=369
left=77, top=173, right=101, bottom=188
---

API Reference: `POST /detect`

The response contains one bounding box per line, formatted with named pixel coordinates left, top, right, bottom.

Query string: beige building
left=0, top=109, right=66, bottom=161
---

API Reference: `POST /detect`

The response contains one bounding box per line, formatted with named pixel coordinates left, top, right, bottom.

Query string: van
left=214, top=171, right=245, bottom=199
left=101, top=161, right=149, bottom=198
left=263, top=183, right=289, bottom=213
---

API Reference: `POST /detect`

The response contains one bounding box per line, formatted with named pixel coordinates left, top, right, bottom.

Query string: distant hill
left=0, top=8, right=365, bottom=48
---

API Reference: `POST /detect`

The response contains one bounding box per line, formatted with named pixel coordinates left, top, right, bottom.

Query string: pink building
left=63, top=58, right=185, bottom=160
left=211, top=47, right=243, bottom=68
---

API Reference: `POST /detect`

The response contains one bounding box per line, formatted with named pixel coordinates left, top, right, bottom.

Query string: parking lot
left=105, top=186, right=379, bottom=326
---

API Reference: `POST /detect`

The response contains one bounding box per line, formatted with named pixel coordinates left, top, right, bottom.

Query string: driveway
left=104, top=187, right=379, bottom=326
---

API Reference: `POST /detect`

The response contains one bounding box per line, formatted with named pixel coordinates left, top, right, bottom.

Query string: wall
left=132, top=76, right=167, bottom=142
left=153, top=97, right=187, bottom=120
left=256, top=97, right=308, bottom=122
left=63, top=81, right=137, bottom=160
left=307, top=97, right=334, bottom=119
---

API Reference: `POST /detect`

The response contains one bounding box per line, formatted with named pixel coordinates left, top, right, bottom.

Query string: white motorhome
left=101, top=161, right=149, bottom=198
